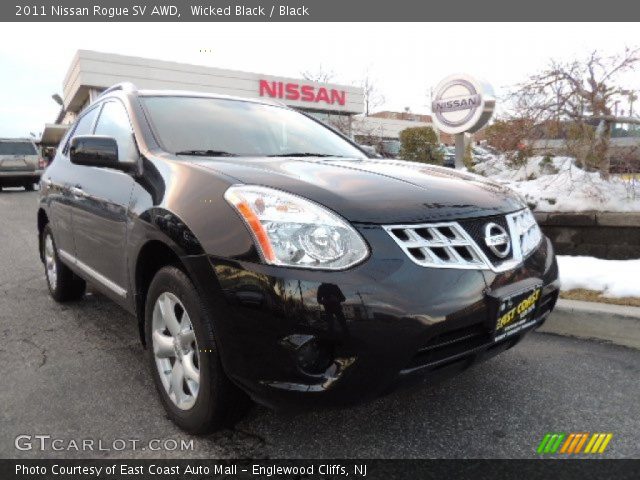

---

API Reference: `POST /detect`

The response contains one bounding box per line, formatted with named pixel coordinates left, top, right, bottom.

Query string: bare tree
left=484, top=118, right=535, bottom=154
left=301, top=65, right=335, bottom=84
left=351, top=115, right=387, bottom=153
left=302, top=67, right=386, bottom=117
left=325, top=115, right=352, bottom=136
left=360, top=72, right=385, bottom=116
left=510, top=47, right=640, bottom=178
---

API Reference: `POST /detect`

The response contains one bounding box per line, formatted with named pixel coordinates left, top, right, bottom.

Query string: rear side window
left=0, top=142, right=36, bottom=155
left=94, top=101, right=138, bottom=163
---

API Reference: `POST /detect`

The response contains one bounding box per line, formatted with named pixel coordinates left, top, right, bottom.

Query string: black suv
left=38, top=83, right=559, bottom=433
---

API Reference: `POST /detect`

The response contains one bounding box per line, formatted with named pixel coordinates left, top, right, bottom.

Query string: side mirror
left=69, top=135, right=136, bottom=173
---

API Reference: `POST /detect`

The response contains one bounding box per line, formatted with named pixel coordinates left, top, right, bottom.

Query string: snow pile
left=557, top=255, right=640, bottom=298
left=475, top=155, right=570, bottom=182
left=475, top=155, right=640, bottom=212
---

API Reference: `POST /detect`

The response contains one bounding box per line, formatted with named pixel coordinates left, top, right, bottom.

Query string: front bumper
left=183, top=229, right=559, bottom=410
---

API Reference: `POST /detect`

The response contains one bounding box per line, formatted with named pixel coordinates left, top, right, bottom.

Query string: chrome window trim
left=58, top=249, right=128, bottom=298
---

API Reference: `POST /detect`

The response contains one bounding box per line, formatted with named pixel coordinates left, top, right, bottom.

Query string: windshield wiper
left=267, top=152, right=345, bottom=158
left=175, top=150, right=238, bottom=157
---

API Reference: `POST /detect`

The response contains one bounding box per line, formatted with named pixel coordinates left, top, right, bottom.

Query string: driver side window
left=94, top=101, right=138, bottom=163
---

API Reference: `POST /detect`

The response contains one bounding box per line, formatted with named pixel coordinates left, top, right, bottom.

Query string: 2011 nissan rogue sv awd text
left=38, top=83, right=559, bottom=433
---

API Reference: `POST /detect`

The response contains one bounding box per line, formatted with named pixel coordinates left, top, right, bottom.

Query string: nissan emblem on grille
left=484, top=223, right=511, bottom=258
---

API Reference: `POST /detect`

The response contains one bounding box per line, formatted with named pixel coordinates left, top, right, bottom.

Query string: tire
left=42, top=224, right=86, bottom=302
left=25, top=183, right=34, bottom=191
left=145, top=266, right=250, bottom=434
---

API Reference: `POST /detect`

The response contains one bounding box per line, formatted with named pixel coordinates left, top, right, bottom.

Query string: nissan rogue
left=38, top=83, right=559, bottom=433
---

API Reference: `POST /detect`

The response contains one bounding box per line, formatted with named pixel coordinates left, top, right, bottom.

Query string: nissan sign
left=259, top=80, right=347, bottom=106
left=431, top=74, right=495, bottom=134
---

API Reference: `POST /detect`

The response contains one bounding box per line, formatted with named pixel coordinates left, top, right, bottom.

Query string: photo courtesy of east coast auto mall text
left=0, top=1, right=638, bottom=479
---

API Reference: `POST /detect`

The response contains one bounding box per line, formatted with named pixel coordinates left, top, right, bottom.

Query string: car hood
left=191, top=156, right=525, bottom=224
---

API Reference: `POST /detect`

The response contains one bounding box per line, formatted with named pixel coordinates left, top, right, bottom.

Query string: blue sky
left=0, top=22, right=638, bottom=138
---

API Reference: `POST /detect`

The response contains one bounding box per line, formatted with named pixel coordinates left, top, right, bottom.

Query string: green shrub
left=507, top=146, right=533, bottom=168
left=399, top=127, right=443, bottom=165
left=539, top=155, right=559, bottom=174
left=463, top=142, right=475, bottom=171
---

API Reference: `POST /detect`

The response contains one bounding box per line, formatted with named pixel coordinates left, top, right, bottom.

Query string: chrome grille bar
left=384, top=208, right=543, bottom=272
left=383, top=222, right=487, bottom=269
left=507, top=208, right=542, bottom=259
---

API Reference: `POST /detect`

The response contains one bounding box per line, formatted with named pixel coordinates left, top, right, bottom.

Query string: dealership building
left=41, top=50, right=433, bottom=151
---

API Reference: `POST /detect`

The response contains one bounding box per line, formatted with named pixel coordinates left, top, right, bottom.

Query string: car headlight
left=224, top=185, right=369, bottom=270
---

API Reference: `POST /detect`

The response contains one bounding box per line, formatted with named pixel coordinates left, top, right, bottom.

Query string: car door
left=70, top=99, right=137, bottom=301
left=44, top=106, right=101, bottom=257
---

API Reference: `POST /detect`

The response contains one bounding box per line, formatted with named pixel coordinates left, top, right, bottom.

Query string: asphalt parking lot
left=1, top=189, right=639, bottom=459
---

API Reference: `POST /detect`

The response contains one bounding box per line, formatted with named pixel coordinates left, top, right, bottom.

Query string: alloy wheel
left=44, top=234, right=57, bottom=291
left=151, top=292, right=201, bottom=410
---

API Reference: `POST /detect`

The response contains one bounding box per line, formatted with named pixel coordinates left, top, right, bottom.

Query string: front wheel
left=42, top=224, right=86, bottom=302
left=145, top=266, right=250, bottom=433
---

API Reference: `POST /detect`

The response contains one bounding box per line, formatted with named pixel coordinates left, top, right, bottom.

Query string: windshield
left=142, top=96, right=366, bottom=159
left=0, top=141, right=37, bottom=155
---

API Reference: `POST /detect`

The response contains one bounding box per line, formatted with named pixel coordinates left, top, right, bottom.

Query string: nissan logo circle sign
left=431, top=74, right=495, bottom=135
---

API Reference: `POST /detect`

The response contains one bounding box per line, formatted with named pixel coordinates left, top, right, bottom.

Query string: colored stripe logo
left=537, top=433, right=613, bottom=454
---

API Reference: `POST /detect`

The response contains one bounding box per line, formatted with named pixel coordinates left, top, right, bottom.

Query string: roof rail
left=97, top=82, right=137, bottom=99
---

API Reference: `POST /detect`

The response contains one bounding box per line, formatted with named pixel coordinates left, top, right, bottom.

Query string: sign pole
left=454, top=133, right=465, bottom=169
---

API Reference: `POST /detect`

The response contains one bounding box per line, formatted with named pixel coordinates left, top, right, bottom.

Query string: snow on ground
left=557, top=255, right=640, bottom=298
left=474, top=155, right=640, bottom=212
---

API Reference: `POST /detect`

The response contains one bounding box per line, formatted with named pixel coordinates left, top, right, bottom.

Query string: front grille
left=406, top=322, right=492, bottom=370
left=384, top=222, right=486, bottom=269
left=537, top=289, right=559, bottom=318
left=384, top=208, right=543, bottom=272
left=404, top=289, right=557, bottom=373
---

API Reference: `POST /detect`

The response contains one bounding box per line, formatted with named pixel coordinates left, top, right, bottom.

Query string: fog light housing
left=296, top=339, right=333, bottom=375
left=281, top=334, right=334, bottom=376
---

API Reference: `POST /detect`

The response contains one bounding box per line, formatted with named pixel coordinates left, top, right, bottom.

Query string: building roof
left=369, top=111, right=433, bottom=123
left=39, top=124, right=69, bottom=147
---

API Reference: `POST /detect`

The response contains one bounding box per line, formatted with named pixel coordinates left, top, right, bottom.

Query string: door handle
left=70, top=186, right=85, bottom=197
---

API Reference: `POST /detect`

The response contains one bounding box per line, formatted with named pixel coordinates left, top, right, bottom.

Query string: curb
left=538, top=298, right=640, bottom=350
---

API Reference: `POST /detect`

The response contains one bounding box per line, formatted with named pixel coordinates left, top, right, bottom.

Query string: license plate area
left=1, top=159, right=28, bottom=171
left=487, top=280, right=542, bottom=342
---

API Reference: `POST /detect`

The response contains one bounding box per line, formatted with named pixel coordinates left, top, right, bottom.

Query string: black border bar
left=3, top=459, right=640, bottom=480
left=6, top=0, right=640, bottom=22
